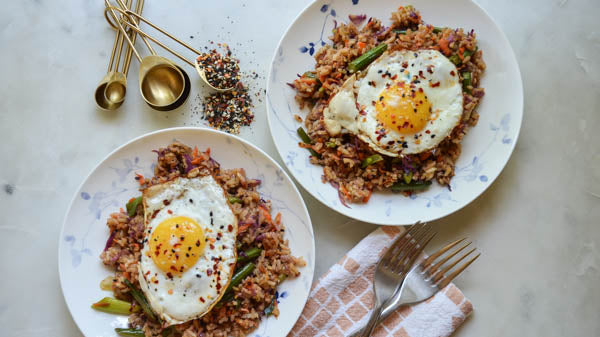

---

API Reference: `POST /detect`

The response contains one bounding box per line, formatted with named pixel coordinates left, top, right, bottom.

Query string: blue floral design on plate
left=299, top=4, right=337, bottom=55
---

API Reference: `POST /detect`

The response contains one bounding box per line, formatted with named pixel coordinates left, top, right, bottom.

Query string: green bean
left=237, top=247, right=262, bottom=264
left=123, top=279, right=158, bottom=322
left=361, top=154, right=383, bottom=168
left=403, top=171, right=413, bottom=184
left=297, top=127, right=312, bottom=144
left=228, top=196, right=242, bottom=204
left=448, top=54, right=461, bottom=65
left=391, top=180, right=432, bottom=192
left=91, top=297, right=139, bottom=315
left=348, top=43, right=388, bottom=73
left=297, top=127, right=321, bottom=159
left=325, top=141, right=337, bottom=148
left=226, top=262, right=256, bottom=293
left=393, top=29, right=407, bottom=35
left=126, top=196, right=142, bottom=217
left=433, top=26, right=444, bottom=33
left=115, top=328, right=145, bottom=337
left=462, top=72, right=472, bottom=93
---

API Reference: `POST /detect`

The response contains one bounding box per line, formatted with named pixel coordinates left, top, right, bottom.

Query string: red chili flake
left=427, top=65, right=434, bottom=74
left=196, top=240, right=201, bottom=247
left=151, top=209, right=159, bottom=219
left=207, top=269, right=213, bottom=276
left=162, top=200, right=170, bottom=206
left=391, top=74, right=398, bottom=80
left=210, top=244, right=215, bottom=250
left=430, top=82, right=441, bottom=87
left=166, top=272, right=173, bottom=279
left=167, top=210, right=173, bottom=214
left=425, top=130, right=431, bottom=134
left=199, top=297, right=205, bottom=303
left=450, top=70, right=455, bottom=76
left=418, top=70, right=425, bottom=79
left=227, top=225, right=233, bottom=232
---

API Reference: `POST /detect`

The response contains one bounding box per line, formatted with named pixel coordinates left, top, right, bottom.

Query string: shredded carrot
left=419, top=151, right=432, bottom=161
left=357, top=41, right=366, bottom=50
left=438, top=38, right=451, bottom=56
left=192, top=146, right=199, bottom=159
left=275, top=213, right=282, bottom=225
left=204, top=148, right=211, bottom=156
left=238, top=223, right=251, bottom=233
left=191, top=156, right=205, bottom=165
left=319, top=74, right=327, bottom=83
left=259, top=205, right=273, bottom=224
left=299, top=77, right=317, bottom=84
left=458, top=47, right=465, bottom=60
left=128, top=197, right=136, bottom=203
left=363, top=190, right=373, bottom=203
left=135, top=173, right=145, bottom=185
left=122, top=272, right=130, bottom=280
left=339, top=184, right=351, bottom=200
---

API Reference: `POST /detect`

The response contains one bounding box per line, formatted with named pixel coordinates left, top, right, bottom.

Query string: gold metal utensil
left=107, top=5, right=235, bottom=92
left=105, top=0, right=187, bottom=110
left=94, top=15, right=127, bottom=110
left=103, top=0, right=142, bottom=106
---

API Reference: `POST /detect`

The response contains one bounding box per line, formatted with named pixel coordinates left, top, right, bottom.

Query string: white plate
left=58, top=127, right=315, bottom=337
left=267, top=0, right=523, bottom=225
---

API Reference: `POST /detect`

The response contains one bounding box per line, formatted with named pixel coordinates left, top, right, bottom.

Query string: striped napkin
left=288, top=226, right=473, bottom=337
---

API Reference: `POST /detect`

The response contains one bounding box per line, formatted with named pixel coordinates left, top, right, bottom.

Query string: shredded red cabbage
left=329, top=181, right=351, bottom=208
left=286, top=82, right=296, bottom=89
left=184, top=154, right=197, bottom=173
left=348, top=14, right=366, bottom=26
left=103, top=231, right=115, bottom=252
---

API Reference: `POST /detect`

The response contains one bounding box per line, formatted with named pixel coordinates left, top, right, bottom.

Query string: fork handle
left=359, top=302, right=384, bottom=337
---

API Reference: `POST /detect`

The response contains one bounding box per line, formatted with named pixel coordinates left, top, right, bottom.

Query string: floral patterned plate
left=266, top=0, right=523, bottom=225
left=58, top=127, right=315, bottom=337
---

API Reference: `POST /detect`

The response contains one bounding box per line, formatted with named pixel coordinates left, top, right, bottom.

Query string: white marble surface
left=0, top=0, right=598, bottom=336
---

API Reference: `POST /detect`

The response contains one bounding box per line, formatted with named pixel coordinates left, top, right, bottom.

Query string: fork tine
left=393, top=228, right=436, bottom=273
left=384, top=222, right=425, bottom=267
left=425, top=241, right=472, bottom=275
left=387, top=223, right=430, bottom=267
left=421, top=238, right=466, bottom=270
left=436, top=250, right=480, bottom=289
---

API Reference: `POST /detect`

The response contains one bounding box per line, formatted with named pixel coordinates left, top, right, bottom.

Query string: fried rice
left=100, top=142, right=305, bottom=337
left=291, top=5, right=486, bottom=203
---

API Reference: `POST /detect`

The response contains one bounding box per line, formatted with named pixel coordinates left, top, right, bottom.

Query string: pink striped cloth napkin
left=289, top=226, right=473, bottom=337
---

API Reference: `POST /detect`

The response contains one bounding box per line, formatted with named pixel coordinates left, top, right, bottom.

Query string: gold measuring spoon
left=105, top=0, right=187, bottom=110
left=108, top=5, right=235, bottom=92
left=102, top=0, right=141, bottom=106
left=94, top=15, right=127, bottom=110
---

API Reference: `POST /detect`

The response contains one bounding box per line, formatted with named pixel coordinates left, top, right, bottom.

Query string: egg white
left=138, top=176, right=237, bottom=325
left=324, top=49, right=463, bottom=156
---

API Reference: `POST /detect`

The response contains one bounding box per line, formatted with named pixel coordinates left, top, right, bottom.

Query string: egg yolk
left=148, top=216, right=205, bottom=276
left=375, top=82, right=431, bottom=134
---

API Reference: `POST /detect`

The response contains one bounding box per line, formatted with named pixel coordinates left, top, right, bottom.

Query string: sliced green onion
left=463, top=46, right=478, bottom=58
left=391, top=180, right=432, bottom=192
left=348, top=43, right=388, bottom=73
left=91, top=297, right=139, bottom=315
left=115, top=328, right=145, bottom=337
left=123, top=279, right=158, bottom=322
left=462, top=72, right=472, bottom=93
left=403, top=171, right=413, bottom=184
left=448, top=54, right=461, bottom=65
left=126, top=196, right=142, bottom=217
left=228, top=196, right=242, bottom=204
left=393, top=29, right=407, bottom=35
left=325, top=141, right=337, bottom=148
left=361, top=154, right=384, bottom=168
left=264, top=302, right=276, bottom=316
left=303, top=71, right=317, bottom=79
left=237, top=247, right=262, bottom=264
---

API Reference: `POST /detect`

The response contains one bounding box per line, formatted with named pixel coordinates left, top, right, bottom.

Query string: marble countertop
left=0, top=0, right=598, bottom=336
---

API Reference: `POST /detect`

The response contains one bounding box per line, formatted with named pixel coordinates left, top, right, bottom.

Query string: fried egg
left=138, top=176, right=238, bottom=325
left=324, top=49, right=463, bottom=156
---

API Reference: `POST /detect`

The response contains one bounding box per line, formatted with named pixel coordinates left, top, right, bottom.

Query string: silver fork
left=351, top=238, right=480, bottom=337
left=359, top=222, right=436, bottom=337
